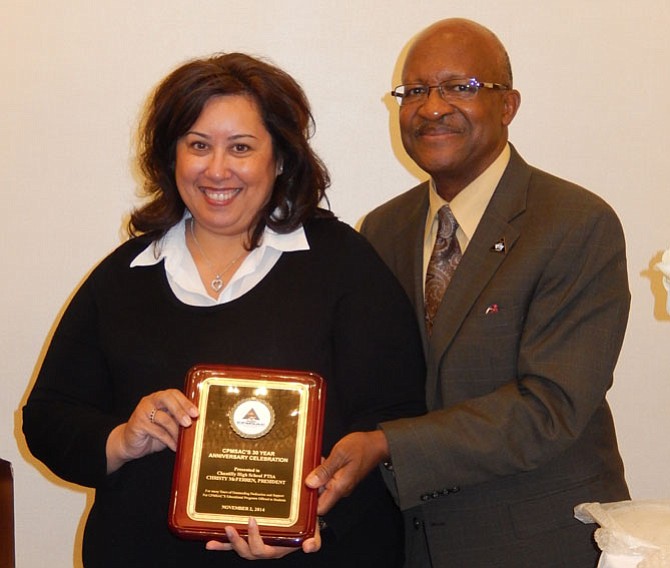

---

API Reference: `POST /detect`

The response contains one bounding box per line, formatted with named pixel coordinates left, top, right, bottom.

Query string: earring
left=276, top=162, right=284, bottom=175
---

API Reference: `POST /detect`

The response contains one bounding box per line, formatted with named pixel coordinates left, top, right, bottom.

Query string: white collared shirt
left=423, top=144, right=511, bottom=288
left=130, top=213, right=310, bottom=307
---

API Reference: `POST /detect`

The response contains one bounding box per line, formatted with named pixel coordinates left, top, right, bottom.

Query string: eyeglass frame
left=391, top=77, right=510, bottom=106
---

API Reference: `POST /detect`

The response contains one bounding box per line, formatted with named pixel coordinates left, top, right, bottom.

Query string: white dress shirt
left=130, top=213, right=310, bottom=307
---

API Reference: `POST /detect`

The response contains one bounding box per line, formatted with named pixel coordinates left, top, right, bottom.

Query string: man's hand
left=305, top=430, right=389, bottom=515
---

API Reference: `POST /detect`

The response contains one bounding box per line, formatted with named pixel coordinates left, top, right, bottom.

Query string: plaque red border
left=169, top=364, right=326, bottom=546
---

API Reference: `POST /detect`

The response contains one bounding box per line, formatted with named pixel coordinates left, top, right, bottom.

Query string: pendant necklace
left=189, top=220, right=246, bottom=293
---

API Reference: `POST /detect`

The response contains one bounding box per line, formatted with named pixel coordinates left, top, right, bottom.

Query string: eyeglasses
left=391, top=78, right=510, bottom=106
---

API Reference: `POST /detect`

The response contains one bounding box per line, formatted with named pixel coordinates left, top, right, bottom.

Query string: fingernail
left=305, top=474, right=318, bottom=487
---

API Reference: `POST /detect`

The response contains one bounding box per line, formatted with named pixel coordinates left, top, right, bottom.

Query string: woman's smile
left=175, top=94, right=278, bottom=240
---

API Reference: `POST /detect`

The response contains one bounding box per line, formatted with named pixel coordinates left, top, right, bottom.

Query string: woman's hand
left=205, top=517, right=321, bottom=559
left=106, top=389, right=199, bottom=474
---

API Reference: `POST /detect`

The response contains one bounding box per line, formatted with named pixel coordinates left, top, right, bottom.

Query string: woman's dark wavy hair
left=129, top=52, right=332, bottom=248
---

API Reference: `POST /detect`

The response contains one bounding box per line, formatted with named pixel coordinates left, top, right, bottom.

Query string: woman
left=22, top=53, right=425, bottom=567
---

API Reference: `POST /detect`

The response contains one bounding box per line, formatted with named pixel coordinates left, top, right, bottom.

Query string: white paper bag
left=655, top=248, right=670, bottom=315
left=575, top=500, right=670, bottom=568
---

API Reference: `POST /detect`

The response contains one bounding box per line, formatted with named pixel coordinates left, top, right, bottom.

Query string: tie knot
left=437, top=205, right=457, bottom=239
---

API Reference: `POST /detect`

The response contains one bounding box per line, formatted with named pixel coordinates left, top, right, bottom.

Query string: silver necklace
left=189, top=220, right=245, bottom=293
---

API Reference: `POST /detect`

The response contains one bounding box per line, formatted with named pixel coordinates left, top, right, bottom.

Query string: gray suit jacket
left=361, top=146, right=630, bottom=567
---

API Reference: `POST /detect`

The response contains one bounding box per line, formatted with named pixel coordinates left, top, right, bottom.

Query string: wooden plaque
left=169, top=365, right=325, bottom=546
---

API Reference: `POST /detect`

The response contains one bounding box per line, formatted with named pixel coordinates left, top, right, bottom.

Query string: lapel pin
left=491, top=238, right=506, bottom=253
left=485, top=304, right=499, bottom=315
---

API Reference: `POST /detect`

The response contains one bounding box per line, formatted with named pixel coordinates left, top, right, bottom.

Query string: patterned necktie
left=425, top=205, right=462, bottom=334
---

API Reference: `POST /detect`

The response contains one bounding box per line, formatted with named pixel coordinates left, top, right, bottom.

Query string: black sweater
left=23, top=217, right=426, bottom=567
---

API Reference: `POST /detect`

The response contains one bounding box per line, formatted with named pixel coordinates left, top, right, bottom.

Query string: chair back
left=0, top=458, right=15, bottom=568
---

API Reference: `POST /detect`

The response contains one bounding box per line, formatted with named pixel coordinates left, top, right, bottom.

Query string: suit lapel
left=387, top=183, right=430, bottom=339
left=425, top=147, right=531, bottom=408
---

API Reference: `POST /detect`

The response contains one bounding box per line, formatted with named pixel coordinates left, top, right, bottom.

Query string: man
left=306, top=18, right=630, bottom=567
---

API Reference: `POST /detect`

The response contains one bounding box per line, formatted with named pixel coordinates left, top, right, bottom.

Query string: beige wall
left=2, top=1, right=669, bottom=566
